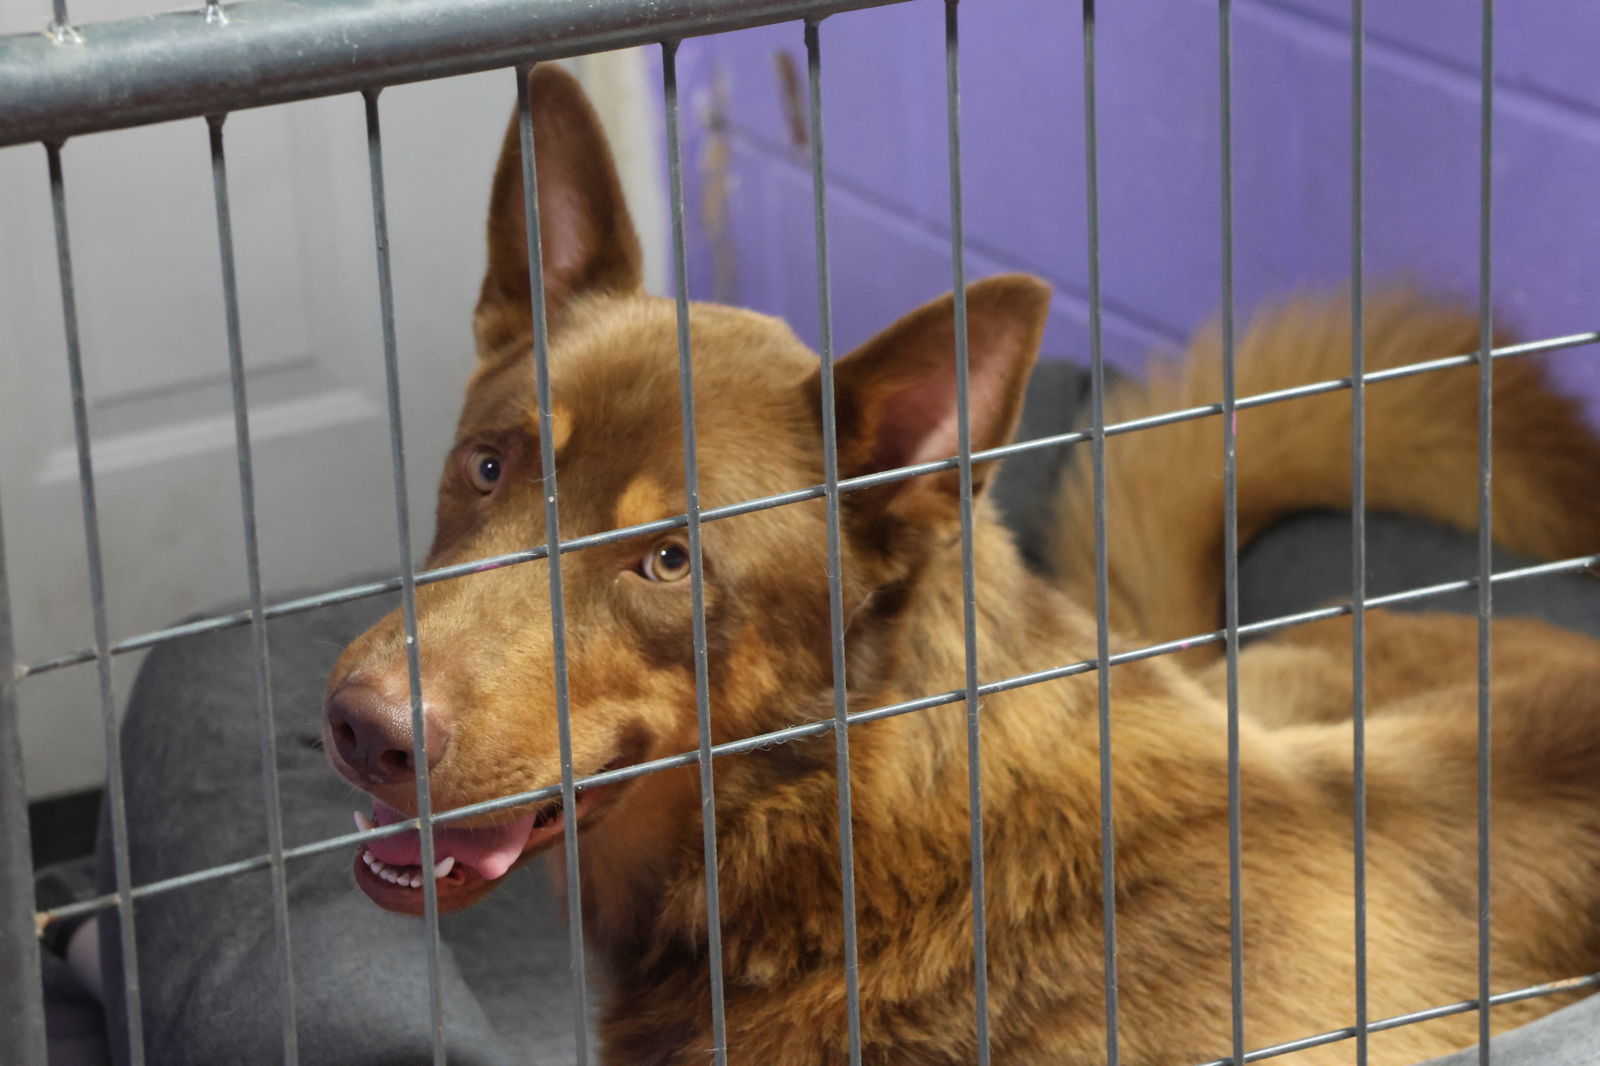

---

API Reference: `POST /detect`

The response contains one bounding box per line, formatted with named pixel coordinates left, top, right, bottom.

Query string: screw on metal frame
left=18, top=329, right=1599, bottom=684
left=1476, top=2, right=1497, bottom=1061
left=1348, top=1, right=1370, bottom=1062
left=511, top=66, right=594, bottom=1058
left=204, top=111, right=300, bottom=1065
left=0, top=489, right=47, bottom=1066
left=1217, top=2, right=1247, bottom=1060
left=45, top=0, right=82, bottom=44
left=1080, top=2, right=1121, bottom=1061
left=938, top=3, right=996, bottom=1058
left=662, top=41, right=731, bottom=1062
left=803, top=16, right=866, bottom=1063
left=360, top=87, right=449, bottom=1065
left=44, top=139, right=147, bottom=1066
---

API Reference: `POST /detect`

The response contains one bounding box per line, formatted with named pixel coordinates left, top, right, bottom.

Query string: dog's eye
left=465, top=448, right=502, bottom=494
left=642, top=540, right=692, bottom=583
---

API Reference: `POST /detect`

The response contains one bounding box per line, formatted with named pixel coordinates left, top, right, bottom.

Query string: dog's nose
left=325, top=683, right=449, bottom=787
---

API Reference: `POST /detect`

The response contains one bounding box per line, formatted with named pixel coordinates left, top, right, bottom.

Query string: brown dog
left=323, top=66, right=1600, bottom=1065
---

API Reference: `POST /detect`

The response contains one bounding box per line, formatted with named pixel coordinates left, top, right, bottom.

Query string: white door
left=0, top=2, right=664, bottom=799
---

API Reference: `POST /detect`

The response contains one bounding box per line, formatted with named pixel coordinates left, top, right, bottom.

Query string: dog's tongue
left=366, top=801, right=536, bottom=881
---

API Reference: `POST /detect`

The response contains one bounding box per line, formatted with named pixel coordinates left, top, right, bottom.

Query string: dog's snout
left=325, top=683, right=449, bottom=787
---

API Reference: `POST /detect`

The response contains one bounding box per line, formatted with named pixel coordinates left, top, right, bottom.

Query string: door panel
left=0, top=14, right=665, bottom=799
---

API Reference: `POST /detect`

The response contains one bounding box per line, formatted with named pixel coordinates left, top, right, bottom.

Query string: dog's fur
left=325, top=67, right=1600, bottom=1065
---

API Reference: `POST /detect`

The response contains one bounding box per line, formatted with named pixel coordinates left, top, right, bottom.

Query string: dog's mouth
left=351, top=753, right=634, bottom=915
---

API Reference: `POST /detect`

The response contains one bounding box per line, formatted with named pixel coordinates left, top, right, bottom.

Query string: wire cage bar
left=1348, top=1, right=1371, bottom=1062
left=44, top=140, right=147, bottom=1066
left=804, top=17, right=868, bottom=1063
left=0, top=489, right=48, bottom=1066
left=3, top=0, right=1596, bottom=1063
left=205, top=110, right=301, bottom=1065
left=1077, top=4, right=1121, bottom=1061
left=1474, top=3, right=1499, bottom=1060
left=660, top=42, right=733, bottom=1061
left=360, top=87, right=450, bottom=1064
left=1216, top=3, right=1248, bottom=1060
left=939, top=2, right=996, bottom=1058
left=512, top=64, right=598, bottom=1061
left=1078, top=2, right=1128, bottom=1062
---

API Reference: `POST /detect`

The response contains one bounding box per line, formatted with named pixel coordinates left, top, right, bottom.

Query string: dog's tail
left=1052, top=289, right=1600, bottom=663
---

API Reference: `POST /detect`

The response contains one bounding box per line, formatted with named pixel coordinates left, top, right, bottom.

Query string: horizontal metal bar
left=34, top=549, right=1599, bottom=929
left=1192, top=971, right=1600, bottom=1066
left=19, top=328, right=1597, bottom=681
left=0, top=0, right=910, bottom=148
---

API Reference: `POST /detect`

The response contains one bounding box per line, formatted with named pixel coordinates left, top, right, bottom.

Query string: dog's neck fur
left=576, top=500, right=1245, bottom=1048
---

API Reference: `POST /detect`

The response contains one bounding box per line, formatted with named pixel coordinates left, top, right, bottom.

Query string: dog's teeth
left=433, top=856, right=456, bottom=880
left=354, top=810, right=374, bottom=833
left=360, top=847, right=429, bottom=889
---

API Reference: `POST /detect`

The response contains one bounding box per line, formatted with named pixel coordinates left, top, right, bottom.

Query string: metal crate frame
left=4, top=0, right=1600, bottom=1064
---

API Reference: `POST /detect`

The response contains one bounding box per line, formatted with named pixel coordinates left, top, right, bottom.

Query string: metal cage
left=3, top=1, right=1599, bottom=1064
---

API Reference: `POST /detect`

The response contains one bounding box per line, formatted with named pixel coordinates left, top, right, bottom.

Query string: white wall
left=0, top=4, right=665, bottom=799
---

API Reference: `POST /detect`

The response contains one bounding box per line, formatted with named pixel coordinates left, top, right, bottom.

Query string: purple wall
left=673, top=0, right=1600, bottom=424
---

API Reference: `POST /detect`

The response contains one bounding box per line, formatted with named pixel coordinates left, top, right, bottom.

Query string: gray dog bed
left=45, top=361, right=1600, bottom=1064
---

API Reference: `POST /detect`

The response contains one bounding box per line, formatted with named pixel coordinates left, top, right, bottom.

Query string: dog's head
left=324, top=66, right=1051, bottom=914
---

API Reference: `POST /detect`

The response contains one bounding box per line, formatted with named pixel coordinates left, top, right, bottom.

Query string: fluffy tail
left=1053, top=289, right=1600, bottom=663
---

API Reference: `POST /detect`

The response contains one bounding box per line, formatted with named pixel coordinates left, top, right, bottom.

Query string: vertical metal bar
left=661, top=42, right=730, bottom=1062
left=941, top=2, right=991, bottom=1059
left=1080, top=3, right=1119, bottom=1062
left=1475, top=2, right=1495, bottom=1061
left=510, top=69, right=592, bottom=1059
left=45, top=141, right=146, bottom=1066
left=0, top=491, right=47, bottom=1066
left=1348, top=2, right=1369, bottom=1063
left=48, top=0, right=71, bottom=34
left=360, top=89, right=449, bottom=1064
left=204, top=112, right=299, bottom=1065
left=803, top=18, right=864, bottom=1063
left=1216, top=3, right=1246, bottom=1062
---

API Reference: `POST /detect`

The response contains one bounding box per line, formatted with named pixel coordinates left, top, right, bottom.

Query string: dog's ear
left=475, top=64, right=644, bottom=356
left=826, top=274, right=1051, bottom=523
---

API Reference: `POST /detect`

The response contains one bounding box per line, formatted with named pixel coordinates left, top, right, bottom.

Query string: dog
left=323, top=65, right=1600, bottom=1065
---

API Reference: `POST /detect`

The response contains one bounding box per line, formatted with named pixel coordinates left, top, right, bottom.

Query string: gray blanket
left=81, top=361, right=1598, bottom=1065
